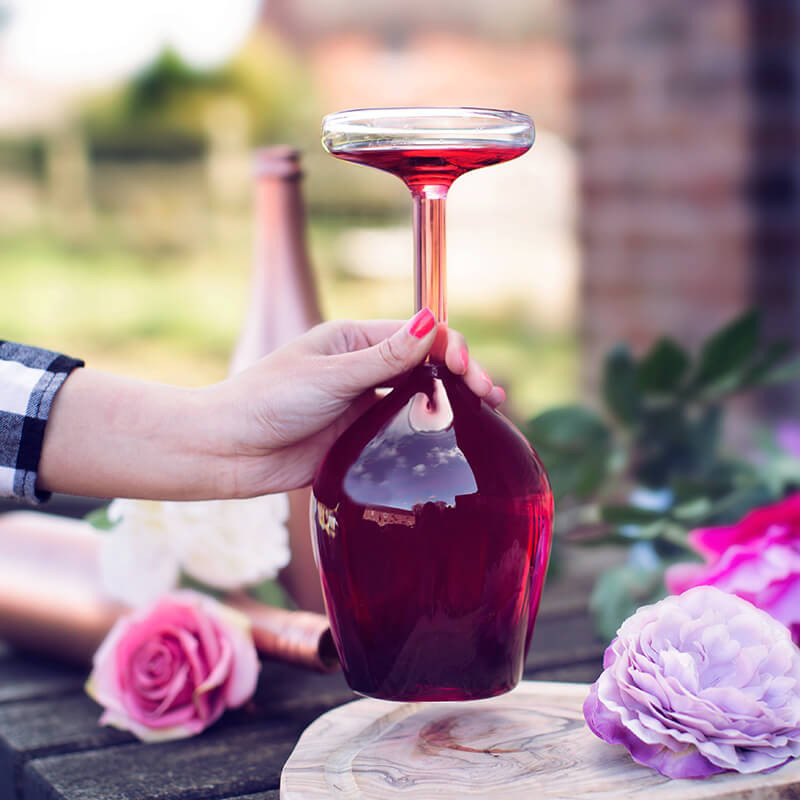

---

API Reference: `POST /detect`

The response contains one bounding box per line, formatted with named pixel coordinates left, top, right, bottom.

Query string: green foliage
left=590, top=563, right=668, bottom=642
left=603, top=345, right=640, bottom=424
left=526, top=309, right=800, bottom=640
left=178, top=572, right=224, bottom=600
left=80, top=31, right=316, bottom=155
left=85, top=505, right=117, bottom=531
left=523, top=406, right=612, bottom=502
left=248, top=578, right=294, bottom=610
left=637, top=338, right=689, bottom=394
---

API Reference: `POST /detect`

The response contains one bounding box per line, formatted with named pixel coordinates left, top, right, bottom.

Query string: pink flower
left=86, top=591, right=259, bottom=742
left=665, top=494, right=800, bottom=645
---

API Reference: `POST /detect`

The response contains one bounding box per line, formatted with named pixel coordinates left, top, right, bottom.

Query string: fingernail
left=487, top=386, right=506, bottom=408
left=408, top=307, right=435, bottom=339
left=481, top=369, right=492, bottom=388
left=459, top=347, right=469, bottom=373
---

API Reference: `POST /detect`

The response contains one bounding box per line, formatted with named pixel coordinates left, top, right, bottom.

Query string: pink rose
left=86, top=591, right=259, bottom=741
left=665, top=493, right=800, bottom=645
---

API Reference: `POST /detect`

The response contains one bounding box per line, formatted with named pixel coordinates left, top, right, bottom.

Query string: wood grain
left=221, top=794, right=280, bottom=800
left=0, top=694, right=133, bottom=800
left=0, top=650, right=85, bottom=705
left=281, top=681, right=800, bottom=799
left=24, top=724, right=302, bottom=800
left=0, top=561, right=607, bottom=799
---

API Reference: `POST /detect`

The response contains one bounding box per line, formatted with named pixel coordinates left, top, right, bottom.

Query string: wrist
left=38, top=370, right=233, bottom=500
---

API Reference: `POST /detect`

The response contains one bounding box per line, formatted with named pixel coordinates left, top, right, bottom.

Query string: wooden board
left=280, top=681, right=800, bottom=799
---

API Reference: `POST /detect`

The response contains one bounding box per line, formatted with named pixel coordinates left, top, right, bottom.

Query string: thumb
left=332, top=308, right=437, bottom=392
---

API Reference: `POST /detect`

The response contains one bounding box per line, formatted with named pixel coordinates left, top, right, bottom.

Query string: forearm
left=37, top=369, right=233, bottom=500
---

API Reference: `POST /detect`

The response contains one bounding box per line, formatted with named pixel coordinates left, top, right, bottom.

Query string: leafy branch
left=524, top=310, right=800, bottom=639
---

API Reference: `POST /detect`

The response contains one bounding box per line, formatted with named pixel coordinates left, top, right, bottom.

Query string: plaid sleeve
left=0, top=341, right=84, bottom=503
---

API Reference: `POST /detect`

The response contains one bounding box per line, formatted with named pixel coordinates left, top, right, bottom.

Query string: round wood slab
left=281, top=681, right=800, bottom=799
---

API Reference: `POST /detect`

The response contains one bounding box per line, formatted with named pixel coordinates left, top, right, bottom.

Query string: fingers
left=311, top=314, right=506, bottom=407
left=431, top=326, right=504, bottom=407
left=329, top=308, right=438, bottom=393
left=433, top=325, right=469, bottom=376
left=485, top=385, right=506, bottom=408
left=461, top=354, right=504, bottom=407
left=297, top=319, right=405, bottom=356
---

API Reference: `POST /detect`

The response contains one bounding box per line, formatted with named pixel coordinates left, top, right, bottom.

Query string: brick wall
left=576, top=0, right=800, bottom=410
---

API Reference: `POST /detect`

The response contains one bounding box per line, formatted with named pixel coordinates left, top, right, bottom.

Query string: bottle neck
left=412, top=186, right=447, bottom=325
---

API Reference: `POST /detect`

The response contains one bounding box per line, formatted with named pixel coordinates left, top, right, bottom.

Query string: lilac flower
left=584, top=586, right=800, bottom=778
left=777, top=422, right=800, bottom=459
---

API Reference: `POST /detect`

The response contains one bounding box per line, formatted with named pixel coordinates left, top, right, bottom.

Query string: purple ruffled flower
left=584, top=586, right=800, bottom=779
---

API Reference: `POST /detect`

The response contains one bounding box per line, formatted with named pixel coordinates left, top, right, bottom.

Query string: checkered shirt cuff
left=0, top=341, right=84, bottom=503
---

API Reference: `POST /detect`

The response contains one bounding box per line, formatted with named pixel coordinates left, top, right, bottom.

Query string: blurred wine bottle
left=230, top=146, right=325, bottom=612
left=0, top=512, right=337, bottom=671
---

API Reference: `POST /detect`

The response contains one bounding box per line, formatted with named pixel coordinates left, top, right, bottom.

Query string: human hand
left=211, top=308, right=505, bottom=496
left=37, top=310, right=504, bottom=501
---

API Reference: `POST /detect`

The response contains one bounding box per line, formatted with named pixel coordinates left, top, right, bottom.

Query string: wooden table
left=0, top=499, right=605, bottom=800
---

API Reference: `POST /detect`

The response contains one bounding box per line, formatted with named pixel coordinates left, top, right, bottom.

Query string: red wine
left=333, top=143, right=530, bottom=190
left=312, top=364, right=553, bottom=701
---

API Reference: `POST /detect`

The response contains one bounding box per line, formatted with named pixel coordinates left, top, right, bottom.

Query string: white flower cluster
left=99, top=494, right=291, bottom=607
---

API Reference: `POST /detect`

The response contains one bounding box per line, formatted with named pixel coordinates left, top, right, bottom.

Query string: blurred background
left=0, top=0, right=797, bottom=422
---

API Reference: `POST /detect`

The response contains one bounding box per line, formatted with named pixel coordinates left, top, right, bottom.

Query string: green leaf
left=248, top=578, right=295, bottom=609
left=525, top=406, right=612, bottom=501
left=671, top=497, right=713, bottom=522
left=603, top=345, right=640, bottom=425
left=738, top=340, right=792, bottom=388
left=761, top=453, right=800, bottom=495
left=756, top=355, right=800, bottom=387
left=707, top=486, right=774, bottom=524
left=689, top=309, right=760, bottom=392
left=525, top=405, right=610, bottom=452
left=542, top=451, right=610, bottom=501
left=84, top=505, right=116, bottom=531
left=600, top=504, right=664, bottom=525
left=590, top=565, right=667, bottom=642
left=637, top=338, right=690, bottom=394
left=687, top=404, right=723, bottom=472
left=178, top=573, right=224, bottom=599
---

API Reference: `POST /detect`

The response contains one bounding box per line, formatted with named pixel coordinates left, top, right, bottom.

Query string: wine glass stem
left=412, top=186, right=447, bottom=325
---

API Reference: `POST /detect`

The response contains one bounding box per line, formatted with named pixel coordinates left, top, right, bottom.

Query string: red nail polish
left=408, top=307, right=435, bottom=339
left=459, top=347, right=469, bottom=373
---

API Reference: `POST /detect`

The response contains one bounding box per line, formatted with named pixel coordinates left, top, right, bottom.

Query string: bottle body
left=232, top=147, right=324, bottom=612
left=312, top=363, right=553, bottom=701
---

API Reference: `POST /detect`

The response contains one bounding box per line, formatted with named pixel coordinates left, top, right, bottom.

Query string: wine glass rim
left=324, top=106, right=531, bottom=117
left=322, top=106, right=533, bottom=137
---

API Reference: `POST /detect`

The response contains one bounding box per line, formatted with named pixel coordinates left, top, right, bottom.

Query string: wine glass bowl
left=312, top=363, right=552, bottom=701
left=322, top=107, right=534, bottom=192
left=312, top=107, right=553, bottom=702
left=322, top=107, right=534, bottom=153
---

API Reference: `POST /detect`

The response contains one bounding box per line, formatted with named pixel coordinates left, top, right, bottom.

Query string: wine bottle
left=0, top=511, right=337, bottom=670
left=230, top=146, right=325, bottom=612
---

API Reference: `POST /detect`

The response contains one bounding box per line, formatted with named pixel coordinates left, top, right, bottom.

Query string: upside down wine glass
left=312, top=108, right=554, bottom=701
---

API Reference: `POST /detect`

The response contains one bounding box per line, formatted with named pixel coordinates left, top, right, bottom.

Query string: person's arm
left=35, top=311, right=505, bottom=501
left=36, top=369, right=230, bottom=500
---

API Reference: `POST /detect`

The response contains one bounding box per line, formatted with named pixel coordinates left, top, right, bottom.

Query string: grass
left=0, top=223, right=578, bottom=420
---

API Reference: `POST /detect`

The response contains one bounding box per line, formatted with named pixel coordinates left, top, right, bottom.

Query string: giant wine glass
left=312, top=108, right=553, bottom=702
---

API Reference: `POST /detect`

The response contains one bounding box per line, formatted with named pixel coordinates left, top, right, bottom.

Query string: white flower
left=98, top=494, right=291, bottom=605
left=164, top=494, right=291, bottom=590
left=100, top=499, right=180, bottom=607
